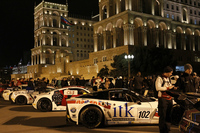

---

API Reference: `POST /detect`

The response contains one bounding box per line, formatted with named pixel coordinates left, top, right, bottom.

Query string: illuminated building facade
left=12, top=0, right=200, bottom=80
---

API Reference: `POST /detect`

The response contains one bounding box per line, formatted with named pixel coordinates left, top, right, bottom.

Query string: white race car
left=10, top=86, right=55, bottom=105
left=66, top=88, right=159, bottom=128
left=2, top=84, right=28, bottom=101
left=32, top=86, right=90, bottom=112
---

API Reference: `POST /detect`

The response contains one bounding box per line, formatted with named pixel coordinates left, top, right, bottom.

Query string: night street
left=0, top=98, right=180, bottom=133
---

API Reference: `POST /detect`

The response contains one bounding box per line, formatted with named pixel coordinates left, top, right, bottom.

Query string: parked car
left=32, top=86, right=90, bottom=112
left=2, top=84, right=27, bottom=101
left=10, top=86, right=55, bottom=105
left=66, top=88, right=158, bottom=128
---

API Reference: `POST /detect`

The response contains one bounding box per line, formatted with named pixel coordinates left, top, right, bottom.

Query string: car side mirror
left=136, top=101, right=141, bottom=105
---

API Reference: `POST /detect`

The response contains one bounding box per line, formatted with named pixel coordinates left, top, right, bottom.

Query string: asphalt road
left=0, top=98, right=180, bottom=133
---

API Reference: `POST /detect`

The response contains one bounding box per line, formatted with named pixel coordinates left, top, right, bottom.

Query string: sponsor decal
left=74, top=100, right=111, bottom=109
left=70, top=107, right=76, bottom=113
left=113, top=103, right=134, bottom=117
left=112, top=118, right=135, bottom=121
left=64, top=90, right=78, bottom=95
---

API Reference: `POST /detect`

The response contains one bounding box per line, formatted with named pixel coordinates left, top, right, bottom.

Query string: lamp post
left=124, top=54, right=134, bottom=80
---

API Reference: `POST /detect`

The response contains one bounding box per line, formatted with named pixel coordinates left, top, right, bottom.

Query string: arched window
left=53, top=19, right=57, bottom=27
left=183, top=9, right=187, bottom=21
left=53, top=32, right=58, bottom=46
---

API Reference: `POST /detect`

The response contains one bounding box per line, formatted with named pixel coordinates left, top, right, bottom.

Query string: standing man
left=133, top=72, right=144, bottom=95
left=175, top=63, right=195, bottom=93
left=155, top=66, right=177, bottom=133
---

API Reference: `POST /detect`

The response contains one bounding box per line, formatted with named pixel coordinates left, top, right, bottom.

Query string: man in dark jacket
left=27, top=78, right=34, bottom=90
left=61, top=77, right=68, bottom=88
left=39, top=77, right=47, bottom=93
left=133, top=72, right=144, bottom=95
left=175, top=63, right=195, bottom=93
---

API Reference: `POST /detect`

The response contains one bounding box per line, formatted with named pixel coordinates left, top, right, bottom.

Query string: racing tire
left=16, top=96, right=27, bottom=105
left=80, top=106, right=103, bottom=128
left=37, top=99, right=52, bottom=112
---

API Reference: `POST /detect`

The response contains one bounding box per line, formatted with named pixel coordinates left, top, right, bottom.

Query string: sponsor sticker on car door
left=64, top=90, right=78, bottom=95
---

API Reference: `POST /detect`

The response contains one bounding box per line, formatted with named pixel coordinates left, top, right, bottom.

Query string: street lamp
left=124, top=54, right=134, bottom=80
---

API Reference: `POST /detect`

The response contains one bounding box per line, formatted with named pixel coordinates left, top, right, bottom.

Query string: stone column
left=151, top=0, right=155, bottom=15
left=123, top=24, right=134, bottom=45
left=51, top=35, right=53, bottom=46
left=182, top=34, right=186, bottom=50
left=40, top=53, right=43, bottom=64
left=172, top=32, right=176, bottom=49
left=31, top=56, right=33, bottom=65
left=113, top=28, right=117, bottom=48
left=191, top=35, right=195, bottom=51
left=59, top=35, right=62, bottom=46
left=126, top=0, right=132, bottom=10
left=107, top=3, right=110, bottom=18
left=47, top=16, right=49, bottom=26
left=93, top=34, right=98, bottom=52
left=103, top=31, right=107, bottom=50
left=34, top=55, right=36, bottom=65
left=142, top=26, right=147, bottom=46
left=37, top=54, right=39, bottom=64
left=166, top=30, right=172, bottom=49
left=155, top=28, right=159, bottom=47
left=66, top=33, right=69, bottom=47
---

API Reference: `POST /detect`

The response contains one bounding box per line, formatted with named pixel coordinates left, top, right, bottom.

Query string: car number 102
left=138, top=110, right=150, bottom=119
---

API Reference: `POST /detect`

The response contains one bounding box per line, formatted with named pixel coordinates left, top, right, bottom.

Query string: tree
left=109, top=53, right=128, bottom=77
left=109, top=46, right=177, bottom=76
left=97, top=65, right=109, bottom=78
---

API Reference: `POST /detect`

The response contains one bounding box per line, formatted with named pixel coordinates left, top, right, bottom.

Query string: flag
left=61, top=16, right=74, bottom=26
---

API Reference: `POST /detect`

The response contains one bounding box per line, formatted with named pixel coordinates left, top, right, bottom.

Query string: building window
left=167, top=14, right=169, bottom=18
left=176, top=6, right=179, bottom=11
left=177, top=16, right=179, bottom=21
left=102, top=56, right=107, bottom=62
left=77, top=44, right=79, bottom=47
left=195, top=11, right=196, bottom=15
left=77, top=38, right=79, bottom=41
left=77, top=53, right=79, bottom=57
left=77, top=26, right=79, bottom=29
left=172, top=15, right=174, bottom=20
left=167, top=4, right=169, bottom=9
left=94, top=58, right=98, bottom=64
left=194, top=19, right=197, bottom=24
left=190, top=9, right=192, bottom=14
left=172, top=5, right=174, bottom=10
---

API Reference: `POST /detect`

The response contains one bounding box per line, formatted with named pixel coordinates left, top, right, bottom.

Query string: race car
left=66, top=88, right=159, bottom=128
left=2, top=84, right=27, bottom=101
left=10, top=86, right=55, bottom=105
left=32, top=86, right=90, bottom=112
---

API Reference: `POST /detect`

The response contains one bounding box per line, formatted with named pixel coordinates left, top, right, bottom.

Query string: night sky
left=0, top=0, right=99, bottom=67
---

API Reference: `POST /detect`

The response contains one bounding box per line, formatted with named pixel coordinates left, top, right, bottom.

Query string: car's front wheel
left=37, top=99, right=52, bottom=112
left=16, top=96, right=27, bottom=105
left=80, top=106, right=103, bottom=128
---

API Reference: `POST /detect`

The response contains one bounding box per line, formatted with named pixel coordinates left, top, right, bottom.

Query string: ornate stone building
left=12, top=0, right=200, bottom=80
